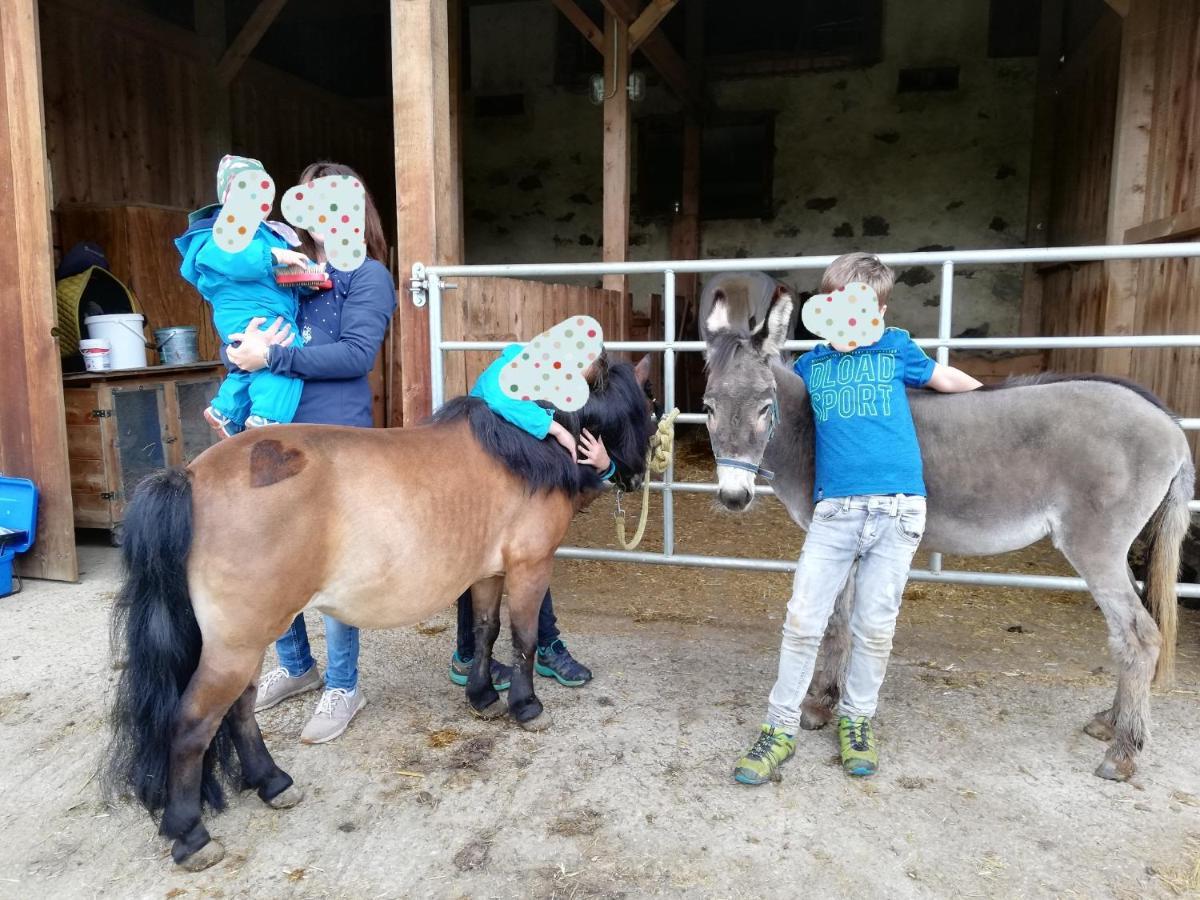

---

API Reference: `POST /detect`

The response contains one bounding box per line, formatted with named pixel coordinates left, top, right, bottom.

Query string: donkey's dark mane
left=705, top=330, right=755, bottom=377
left=428, top=361, right=649, bottom=497
left=981, top=373, right=1176, bottom=418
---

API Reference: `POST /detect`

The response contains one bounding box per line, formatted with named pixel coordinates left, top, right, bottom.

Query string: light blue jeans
left=276, top=613, right=359, bottom=692
left=766, top=494, right=926, bottom=731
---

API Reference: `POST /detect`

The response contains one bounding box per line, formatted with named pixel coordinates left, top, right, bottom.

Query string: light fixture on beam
left=589, top=71, right=647, bottom=105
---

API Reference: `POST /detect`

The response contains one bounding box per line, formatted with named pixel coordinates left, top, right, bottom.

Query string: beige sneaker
left=256, top=666, right=323, bottom=712
left=300, top=688, right=366, bottom=744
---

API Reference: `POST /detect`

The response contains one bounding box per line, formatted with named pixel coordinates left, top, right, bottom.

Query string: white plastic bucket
left=84, top=314, right=148, bottom=370
left=79, top=338, right=112, bottom=371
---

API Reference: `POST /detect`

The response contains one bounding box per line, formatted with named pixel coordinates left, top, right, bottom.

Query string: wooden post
left=669, top=0, right=704, bottom=304
left=1099, top=0, right=1160, bottom=377
left=391, top=0, right=462, bottom=425
left=601, top=10, right=630, bottom=294
left=1018, top=0, right=1064, bottom=337
left=0, top=0, right=78, bottom=581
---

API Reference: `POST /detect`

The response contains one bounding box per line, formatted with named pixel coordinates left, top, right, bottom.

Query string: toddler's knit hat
left=216, top=154, right=265, bottom=202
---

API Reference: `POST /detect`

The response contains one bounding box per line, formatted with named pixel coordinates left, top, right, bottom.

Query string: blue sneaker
left=448, top=652, right=512, bottom=691
left=535, top=639, right=592, bottom=687
left=203, top=406, right=242, bottom=438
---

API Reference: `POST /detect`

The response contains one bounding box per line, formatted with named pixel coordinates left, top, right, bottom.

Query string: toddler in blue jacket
left=175, top=155, right=312, bottom=435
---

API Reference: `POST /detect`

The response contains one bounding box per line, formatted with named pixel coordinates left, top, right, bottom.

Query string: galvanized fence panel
left=416, top=244, right=1200, bottom=598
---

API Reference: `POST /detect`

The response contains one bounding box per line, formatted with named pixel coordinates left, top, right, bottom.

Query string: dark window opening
left=637, top=115, right=775, bottom=221
left=897, top=65, right=961, bottom=93
left=988, top=0, right=1042, bottom=58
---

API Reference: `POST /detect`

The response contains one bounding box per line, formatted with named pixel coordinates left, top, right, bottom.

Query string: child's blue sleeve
left=900, top=334, right=936, bottom=387
left=470, top=343, right=555, bottom=439
left=195, top=234, right=275, bottom=283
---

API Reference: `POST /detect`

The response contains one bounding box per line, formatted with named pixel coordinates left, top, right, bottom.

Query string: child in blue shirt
left=734, top=252, right=981, bottom=785
left=447, top=341, right=615, bottom=691
left=175, top=155, right=313, bottom=435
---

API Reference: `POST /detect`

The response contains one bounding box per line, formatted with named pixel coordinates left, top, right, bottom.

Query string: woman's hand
left=271, top=247, right=310, bottom=268
left=227, top=317, right=295, bottom=372
left=577, top=429, right=611, bottom=473
left=547, top=420, right=577, bottom=457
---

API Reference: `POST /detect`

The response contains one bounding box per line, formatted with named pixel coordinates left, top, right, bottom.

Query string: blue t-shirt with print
left=793, top=328, right=935, bottom=500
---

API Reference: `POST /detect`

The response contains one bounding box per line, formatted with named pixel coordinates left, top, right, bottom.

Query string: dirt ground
left=2, top=431, right=1199, bottom=899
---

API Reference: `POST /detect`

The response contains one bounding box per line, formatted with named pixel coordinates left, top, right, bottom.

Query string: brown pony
left=107, top=356, right=655, bottom=871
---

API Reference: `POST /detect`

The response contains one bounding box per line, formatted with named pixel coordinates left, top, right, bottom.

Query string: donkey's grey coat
left=703, top=294, right=1194, bottom=781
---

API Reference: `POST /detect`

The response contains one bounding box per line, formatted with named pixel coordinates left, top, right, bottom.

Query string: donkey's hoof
left=517, top=710, right=553, bottom=732
left=1094, top=752, right=1135, bottom=782
left=178, top=839, right=225, bottom=872
left=265, top=785, right=305, bottom=810
left=1083, top=715, right=1116, bottom=743
left=799, top=699, right=834, bottom=731
left=469, top=698, right=508, bottom=720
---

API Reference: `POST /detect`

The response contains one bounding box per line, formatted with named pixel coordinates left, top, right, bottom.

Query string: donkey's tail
left=1146, top=458, right=1194, bottom=689
left=106, top=469, right=236, bottom=816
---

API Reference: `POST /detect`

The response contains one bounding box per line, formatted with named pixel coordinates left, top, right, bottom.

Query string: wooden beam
left=1100, top=0, right=1160, bottom=376
left=549, top=0, right=604, bottom=54
left=601, top=10, right=630, bottom=294
left=215, top=0, right=289, bottom=87
left=0, top=0, right=78, bottom=581
left=1105, top=0, right=1129, bottom=16
left=629, top=0, right=680, bottom=51
left=391, top=0, right=462, bottom=425
left=1125, top=207, right=1200, bottom=244
left=600, top=0, right=703, bottom=113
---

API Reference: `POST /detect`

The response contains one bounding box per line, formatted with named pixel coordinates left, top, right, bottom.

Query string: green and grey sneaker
left=732, top=724, right=796, bottom=785
left=448, top=652, right=512, bottom=691
left=838, top=715, right=879, bottom=777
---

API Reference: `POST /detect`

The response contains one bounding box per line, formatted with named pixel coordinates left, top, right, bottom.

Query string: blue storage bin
left=0, top=476, right=38, bottom=598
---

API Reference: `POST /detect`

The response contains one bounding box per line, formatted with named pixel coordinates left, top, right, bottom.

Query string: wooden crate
left=63, top=364, right=223, bottom=540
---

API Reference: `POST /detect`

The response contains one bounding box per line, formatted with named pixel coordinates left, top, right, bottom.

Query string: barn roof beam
left=629, top=0, right=680, bottom=51
left=216, top=0, right=290, bottom=87
left=549, top=0, right=605, bottom=53
left=601, top=0, right=703, bottom=114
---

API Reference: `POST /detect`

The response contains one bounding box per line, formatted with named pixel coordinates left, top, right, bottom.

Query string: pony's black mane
left=981, top=372, right=1176, bottom=417
left=429, top=360, right=650, bottom=496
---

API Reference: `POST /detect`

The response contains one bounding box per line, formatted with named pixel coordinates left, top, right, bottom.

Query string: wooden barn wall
left=442, top=279, right=632, bottom=401
left=1128, top=0, right=1200, bottom=459
left=1038, top=15, right=1121, bottom=375
left=39, top=0, right=211, bottom=209
left=231, top=63, right=395, bottom=244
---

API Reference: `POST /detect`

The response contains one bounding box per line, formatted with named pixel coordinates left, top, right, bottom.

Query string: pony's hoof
left=1083, top=715, right=1116, bottom=743
left=517, top=710, right=553, bottom=732
left=265, top=785, right=304, bottom=810
left=1094, top=753, right=1135, bottom=782
left=469, top=698, right=508, bottom=720
left=178, top=839, right=225, bottom=872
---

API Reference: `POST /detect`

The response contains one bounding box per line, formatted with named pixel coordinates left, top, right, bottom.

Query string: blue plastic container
left=0, top=476, right=38, bottom=598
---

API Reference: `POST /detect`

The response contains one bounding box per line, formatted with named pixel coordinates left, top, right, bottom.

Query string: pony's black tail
left=106, top=469, right=237, bottom=816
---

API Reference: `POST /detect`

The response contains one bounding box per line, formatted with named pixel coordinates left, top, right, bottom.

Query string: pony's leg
left=1063, top=551, right=1160, bottom=781
left=160, top=648, right=259, bottom=871
left=465, top=576, right=506, bottom=720
left=505, top=561, right=554, bottom=731
left=801, top=571, right=855, bottom=730
left=224, top=666, right=301, bottom=809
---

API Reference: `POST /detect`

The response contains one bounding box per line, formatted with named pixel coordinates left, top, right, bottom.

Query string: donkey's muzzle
left=718, top=485, right=752, bottom=511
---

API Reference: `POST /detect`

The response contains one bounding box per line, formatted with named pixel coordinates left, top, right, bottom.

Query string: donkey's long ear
left=705, top=289, right=731, bottom=335
left=753, top=288, right=793, bottom=358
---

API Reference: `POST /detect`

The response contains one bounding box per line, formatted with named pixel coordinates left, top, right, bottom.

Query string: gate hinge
left=408, top=262, right=429, bottom=308
left=100, top=491, right=116, bottom=500
left=91, top=409, right=113, bottom=418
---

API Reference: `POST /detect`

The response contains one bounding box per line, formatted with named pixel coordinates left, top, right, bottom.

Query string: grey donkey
left=702, top=287, right=1193, bottom=781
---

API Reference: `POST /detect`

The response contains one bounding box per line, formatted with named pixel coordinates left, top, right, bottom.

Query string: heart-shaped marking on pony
left=214, top=169, right=275, bottom=253
left=280, top=174, right=367, bottom=272
left=499, top=316, right=604, bottom=412
left=801, top=282, right=885, bottom=349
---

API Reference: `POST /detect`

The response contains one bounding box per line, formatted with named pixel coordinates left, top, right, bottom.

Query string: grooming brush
left=273, top=260, right=332, bottom=290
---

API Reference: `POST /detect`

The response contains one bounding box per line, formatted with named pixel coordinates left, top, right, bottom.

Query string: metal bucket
left=155, top=326, right=199, bottom=365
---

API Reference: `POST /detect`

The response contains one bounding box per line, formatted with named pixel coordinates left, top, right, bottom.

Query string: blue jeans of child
left=276, top=613, right=359, bottom=692
left=455, top=589, right=560, bottom=659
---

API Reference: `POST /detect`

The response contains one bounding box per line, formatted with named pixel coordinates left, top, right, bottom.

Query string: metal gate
left=413, top=244, right=1200, bottom=599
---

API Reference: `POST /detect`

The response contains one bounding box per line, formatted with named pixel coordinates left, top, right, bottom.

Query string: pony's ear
left=705, top=290, right=731, bottom=335
left=634, top=354, right=651, bottom=386
left=754, top=290, right=793, bottom=358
